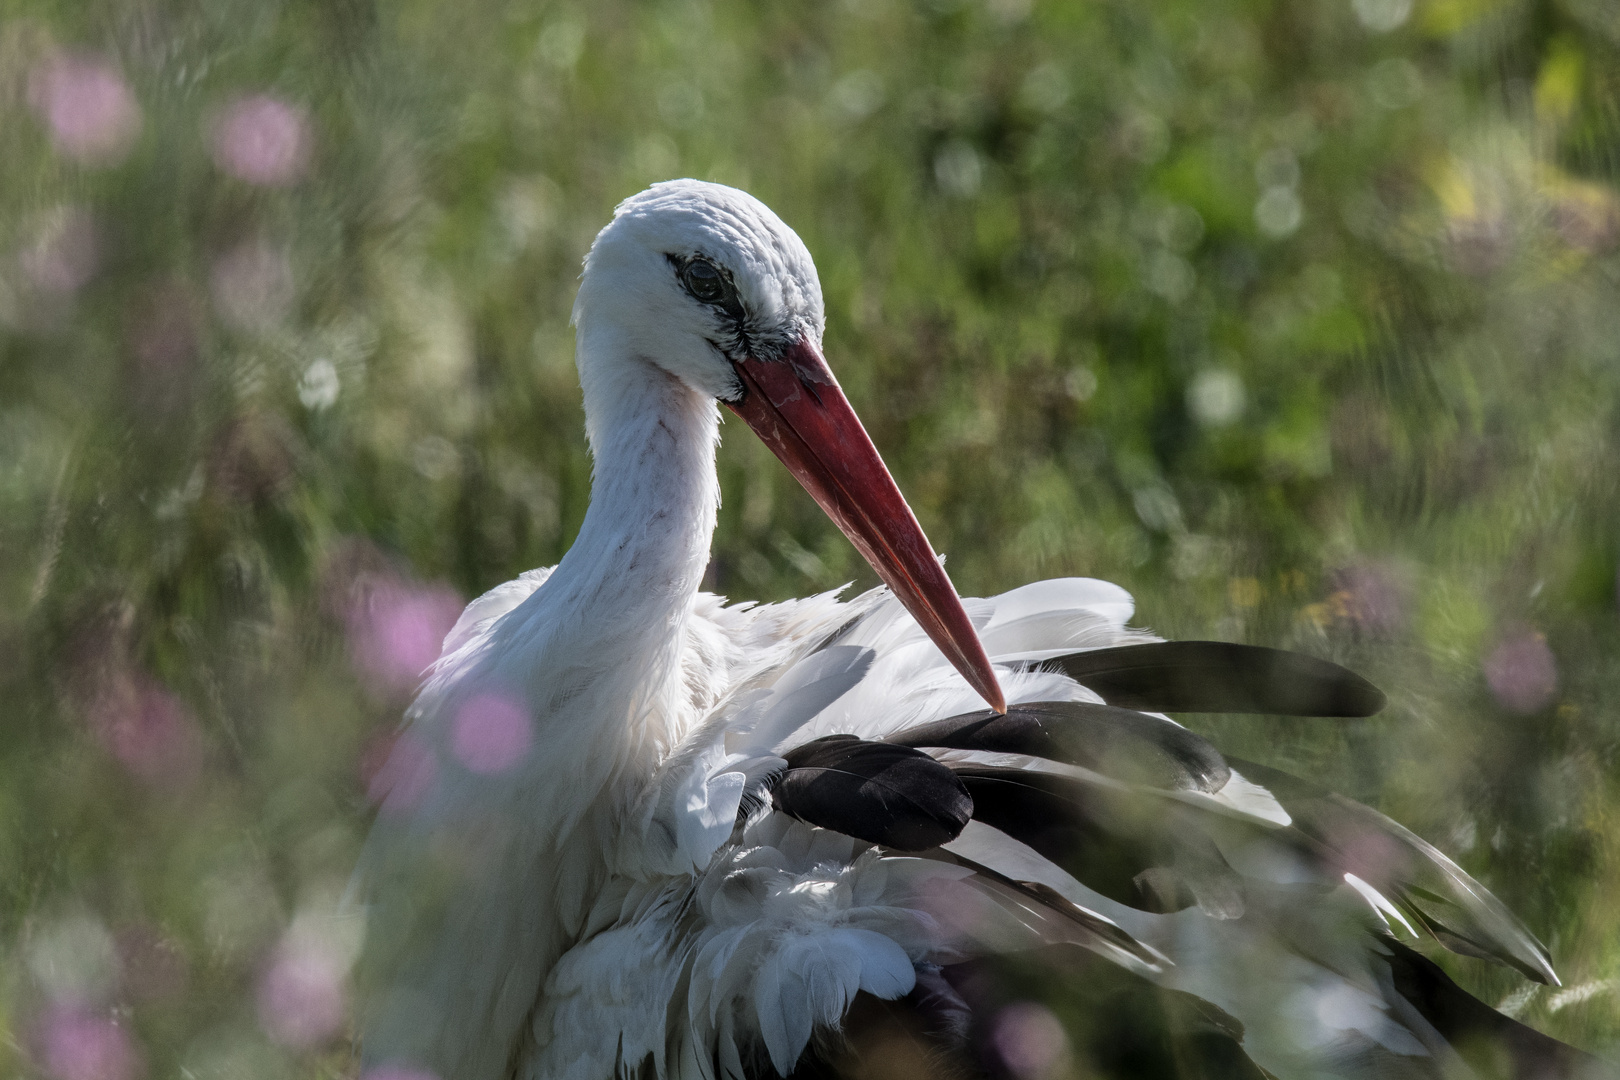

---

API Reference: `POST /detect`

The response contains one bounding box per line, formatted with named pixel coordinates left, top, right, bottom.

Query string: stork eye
left=680, top=258, right=727, bottom=303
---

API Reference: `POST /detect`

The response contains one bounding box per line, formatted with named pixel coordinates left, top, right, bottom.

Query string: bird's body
left=355, top=181, right=1600, bottom=1080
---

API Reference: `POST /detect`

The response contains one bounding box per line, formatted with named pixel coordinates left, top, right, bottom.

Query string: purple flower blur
left=256, top=939, right=346, bottom=1048
left=1327, top=561, right=1409, bottom=637
left=362, top=1067, right=442, bottom=1080
left=992, top=1001, right=1069, bottom=1080
left=1485, top=631, right=1558, bottom=714
left=348, top=580, right=464, bottom=693
left=210, top=95, right=311, bottom=186
left=451, top=693, right=533, bottom=774
left=27, top=53, right=143, bottom=165
left=1324, top=820, right=1412, bottom=890
left=91, top=680, right=203, bottom=790
left=36, top=1006, right=140, bottom=1080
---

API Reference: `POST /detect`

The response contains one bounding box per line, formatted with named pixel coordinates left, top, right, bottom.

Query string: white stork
left=354, top=180, right=1600, bottom=1080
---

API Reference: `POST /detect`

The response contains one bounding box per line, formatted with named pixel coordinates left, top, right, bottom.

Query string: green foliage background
left=2, top=0, right=1619, bottom=1074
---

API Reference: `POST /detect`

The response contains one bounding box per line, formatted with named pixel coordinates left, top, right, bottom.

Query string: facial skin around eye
left=665, top=251, right=751, bottom=358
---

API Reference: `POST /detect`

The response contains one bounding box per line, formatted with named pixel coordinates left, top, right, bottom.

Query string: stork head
left=575, top=179, right=1004, bottom=713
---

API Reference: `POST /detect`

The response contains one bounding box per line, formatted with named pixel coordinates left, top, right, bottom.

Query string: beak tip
left=980, top=680, right=1008, bottom=716
left=960, top=656, right=1006, bottom=715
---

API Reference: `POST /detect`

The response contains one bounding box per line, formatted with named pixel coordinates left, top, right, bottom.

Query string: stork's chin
left=724, top=337, right=1005, bottom=714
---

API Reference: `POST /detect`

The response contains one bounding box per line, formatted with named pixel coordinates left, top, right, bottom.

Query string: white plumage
left=353, top=181, right=1594, bottom=1080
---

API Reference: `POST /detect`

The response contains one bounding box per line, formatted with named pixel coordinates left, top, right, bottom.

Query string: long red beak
left=725, top=337, right=1005, bottom=714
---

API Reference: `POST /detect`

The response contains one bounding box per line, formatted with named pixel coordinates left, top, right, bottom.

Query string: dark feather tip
left=1052, top=641, right=1387, bottom=717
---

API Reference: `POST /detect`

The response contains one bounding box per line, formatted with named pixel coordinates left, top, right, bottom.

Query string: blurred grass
left=2, top=0, right=1619, bottom=1074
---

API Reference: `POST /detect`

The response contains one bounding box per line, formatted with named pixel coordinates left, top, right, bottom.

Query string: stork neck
left=560, top=357, right=720, bottom=644
left=355, top=361, right=723, bottom=1080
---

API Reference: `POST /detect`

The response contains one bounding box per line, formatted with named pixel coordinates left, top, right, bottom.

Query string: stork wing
left=536, top=577, right=1591, bottom=1080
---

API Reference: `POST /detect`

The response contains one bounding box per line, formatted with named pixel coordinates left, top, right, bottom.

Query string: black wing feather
left=1382, top=940, right=1606, bottom=1079
left=951, top=765, right=1244, bottom=917
left=888, top=700, right=1231, bottom=793
left=1052, top=641, right=1386, bottom=716
left=1226, top=756, right=1559, bottom=984
left=772, top=735, right=973, bottom=851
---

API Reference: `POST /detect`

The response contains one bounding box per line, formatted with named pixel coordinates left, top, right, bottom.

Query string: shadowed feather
left=1228, top=757, right=1559, bottom=985
left=936, top=850, right=1167, bottom=970
left=948, top=765, right=1245, bottom=917
left=1381, top=941, right=1606, bottom=1080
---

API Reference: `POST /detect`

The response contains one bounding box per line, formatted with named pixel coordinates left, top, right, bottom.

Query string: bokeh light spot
left=1064, top=366, right=1098, bottom=402
left=829, top=70, right=885, bottom=120
left=1187, top=369, right=1246, bottom=426
left=1352, top=0, right=1412, bottom=32
left=211, top=95, right=312, bottom=186
left=451, top=694, right=532, bottom=774
left=1326, top=821, right=1412, bottom=889
left=298, top=358, right=341, bottom=410
left=348, top=581, right=464, bottom=692
left=934, top=141, right=983, bottom=198
left=992, top=1001, right=1071, bottom=1080
left=1255, top=186, right=1303, bottom=238
left=27, top=53, right=142, bottom=165
left=1485, top=632, right=1558, bottom=714
left=36, top=1007, right=140, bottom=1080
left=1146, top=250, right=1195, bottom=302
left=1326, top=561, right=1409, bottom=637
left=256, top=939, right=346, bottom=1048
left=362, top=1066, right=442, bottom=1080
left=91, top=681, right=204, bottom=789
